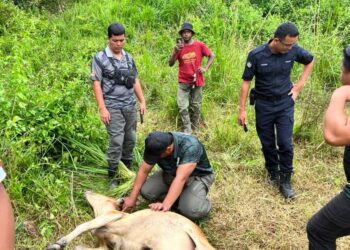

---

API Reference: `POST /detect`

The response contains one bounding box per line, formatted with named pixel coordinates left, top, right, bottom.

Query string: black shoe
left=267, top=170, right=280, bottom=186
left=108, top=163, right=117, bottom=179
left=121, top=159, right=132, bottom=169
left=279, top=172, right=295, bottom=199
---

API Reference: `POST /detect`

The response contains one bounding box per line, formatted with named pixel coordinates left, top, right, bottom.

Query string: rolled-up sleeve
left=242, top=52, right=256, bottom=81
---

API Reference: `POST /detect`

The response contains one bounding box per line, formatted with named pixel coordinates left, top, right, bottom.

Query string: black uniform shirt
left=242, top=40, right=313, bottom=96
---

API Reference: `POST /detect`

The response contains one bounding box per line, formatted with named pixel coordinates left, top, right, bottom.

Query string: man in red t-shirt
left=168, top=22, right=215, bottom=134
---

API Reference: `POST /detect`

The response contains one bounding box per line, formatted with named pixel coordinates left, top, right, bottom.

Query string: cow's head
left=84, top=191, right=124, bottom=217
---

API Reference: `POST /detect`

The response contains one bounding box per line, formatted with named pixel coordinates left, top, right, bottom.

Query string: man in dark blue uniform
left=238, top=22, right=314, bottom=198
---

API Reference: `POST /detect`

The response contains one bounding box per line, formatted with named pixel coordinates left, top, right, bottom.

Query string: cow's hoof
left=46, top=238, right=67, bottom=250
left=46, top=243, right=63, bottom=250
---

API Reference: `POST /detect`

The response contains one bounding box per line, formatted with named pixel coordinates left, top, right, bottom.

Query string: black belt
left=255, top=92, right=290, bottom=102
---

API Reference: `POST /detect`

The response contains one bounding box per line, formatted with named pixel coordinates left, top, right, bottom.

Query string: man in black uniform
left=238, top=22, right=314, bottom=198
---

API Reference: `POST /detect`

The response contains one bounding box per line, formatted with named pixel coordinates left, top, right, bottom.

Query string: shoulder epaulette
left=250, top=43, right=267, bottom=56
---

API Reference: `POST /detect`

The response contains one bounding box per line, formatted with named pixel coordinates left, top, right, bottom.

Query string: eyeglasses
left=278, top=39, right=295, bottom=48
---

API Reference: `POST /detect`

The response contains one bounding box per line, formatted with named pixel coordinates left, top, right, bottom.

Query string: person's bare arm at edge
left=133, top=78, right=146, bottom=114
left=0, top=184, right=14, bottom=250
left=198, top=53, right=215, bottom=73
left=149, top=163, right=196, bottom=212
left=122, top=161, right=153, bottom=211
left=0, top=162, right=15, bottom=250
left=93, top=80, right=110, bottom=125
left=323, top=85, right=350, bottom=146
left=238, top=80, right=251, bottom=126
left=289, top=59, right=314, bottom=101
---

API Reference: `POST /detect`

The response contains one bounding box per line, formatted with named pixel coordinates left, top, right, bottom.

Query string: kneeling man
left=122, top=131, right=214, bottom=220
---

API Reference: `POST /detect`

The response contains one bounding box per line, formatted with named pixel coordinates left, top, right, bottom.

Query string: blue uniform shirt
left=242, top=40, right=313, bottom=96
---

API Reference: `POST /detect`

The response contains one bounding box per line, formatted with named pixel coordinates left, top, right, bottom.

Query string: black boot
left=121, top=159, right=132, bottom=169
left=108, top=164, right=117, bottom=178
left=267, top=170, right=280, bottom=186
left=279, top=172, right=295, bottom=199
left=108, top=163, right=118, bottom=188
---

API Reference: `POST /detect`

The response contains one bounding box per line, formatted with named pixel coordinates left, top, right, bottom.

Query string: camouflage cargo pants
left=106, top=106, right=137, bottom=177
left=140, top=170, right=214, bottom=220
left=177, top=83, right=202, bottom=133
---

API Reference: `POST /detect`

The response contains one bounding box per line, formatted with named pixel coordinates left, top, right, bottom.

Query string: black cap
left=143, top=132, right=173, bottom=165
left=345, top=46, right=350, bottom=58
left=179, top=22, right=195, bottom=35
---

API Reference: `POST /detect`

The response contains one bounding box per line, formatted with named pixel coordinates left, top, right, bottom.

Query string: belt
left=255, top=92, right=290, bottom=101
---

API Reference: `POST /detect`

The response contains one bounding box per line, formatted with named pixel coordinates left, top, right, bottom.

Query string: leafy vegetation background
left=1, top=0, right=350, bottom=249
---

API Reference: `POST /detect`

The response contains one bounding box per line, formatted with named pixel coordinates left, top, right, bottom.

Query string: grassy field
left=1, top=0, right=350, bottom=249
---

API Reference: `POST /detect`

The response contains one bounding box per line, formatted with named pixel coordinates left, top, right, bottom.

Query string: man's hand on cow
left=149, top=202, right=171, bottom=212
left=122, top=196, right=136, bottom=211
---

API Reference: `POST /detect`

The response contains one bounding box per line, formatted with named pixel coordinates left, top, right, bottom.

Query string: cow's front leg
left=46, top=213, right=123, bottom=249
left=75, top=246, right=108, bottom=250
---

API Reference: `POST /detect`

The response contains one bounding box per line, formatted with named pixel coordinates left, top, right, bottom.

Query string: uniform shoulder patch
left=247, top=62, right=252, bottom=68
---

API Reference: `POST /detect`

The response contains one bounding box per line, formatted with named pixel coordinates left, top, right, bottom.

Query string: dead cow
left=46, top=191, right=215, bottom=250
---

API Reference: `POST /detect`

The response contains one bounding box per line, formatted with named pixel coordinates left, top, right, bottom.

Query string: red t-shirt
left=176, top=41, right=211, bottom=86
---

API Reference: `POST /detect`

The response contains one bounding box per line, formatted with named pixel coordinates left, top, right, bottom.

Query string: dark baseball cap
left=143, top=132, right=173, bottom=165
left=179, top=22, right=195, bottom=35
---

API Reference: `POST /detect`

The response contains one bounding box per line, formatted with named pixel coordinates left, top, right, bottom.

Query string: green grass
left=2, top=0, right=350, bottom=249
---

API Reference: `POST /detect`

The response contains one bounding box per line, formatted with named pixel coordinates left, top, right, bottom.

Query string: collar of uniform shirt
left=105, top=46, right=126, bottom=59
